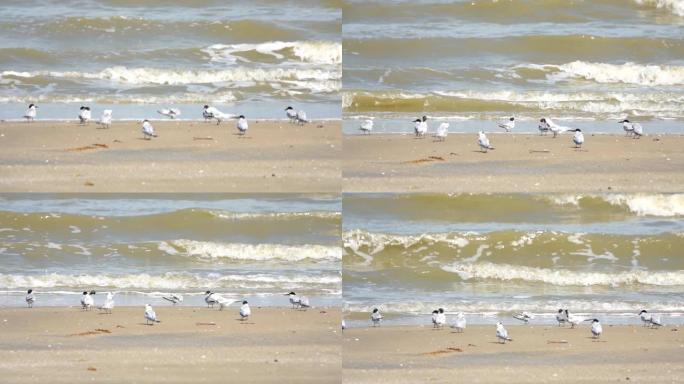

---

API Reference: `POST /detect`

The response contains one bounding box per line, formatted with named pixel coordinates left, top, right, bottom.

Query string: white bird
left=538, top=119, right=550, bottom=135
left=205, top=291, right=219, bottom=308
left=478, top=131, right=493, bottom=152
left=81, top=291, right=95, bottom=311
left=99, top=292, right=114, bottom=314
left=432, top=308, right=446, bottom=328
left=371, top=308, right=383, bottom=327
left=452, top=312, right=466, bottom=332
left=236, top=115, right=248, bottom=135
left=648, top=313, right=662, bottom=328
left=639, top=310, right=662, bottom=328
left=204, top=291, right=236, bottom=310
left=203, top=105, right=235, bottom=125
left=360, top=119, right=373, bottom=135
left=431, top=310, right=440, bottom=328
left=78, top=106, right=91, bottom=124
left=342, top=319, right=346, bottom=333
left=498, top=117, right=515, bottom=132
left=567, top=312, right=589, bottom=328
left=144, top=304, right=160, bottom=325
left=295, top=110, right=309, bottom=125
left=97, top=109, right=112, bottom=129
left=556, top=309, right=568, bottom=326
left=573, top=129, right=584, bottom=149
left=435, top=122, right=448, bottom=141
left=142, top=120, right=157, bottom=139
left=620, top=119, right=635, bottom=136
left=591, top=319, right=602, bottom=339
left=239, top=300, right=251, bottom=321
left=24, top=104, right=37, bottom=122
left=298, top=295, right=311, bottom=310
left=496, top=322, right=512, bottom=343
left=25, top=289, right=35, bottom=308
left=285, top=106, right=298, bottom=123
left=632, top=122, right=643, bottom=138
left=157, top=108, right=181, bottom=119
left=513, top=312, right=534, bottom=323
left=286, top=291, right=301, bottom=309
left=162, top=293, right=183, bottom=305
left=541, top=118, right=570, bottom=138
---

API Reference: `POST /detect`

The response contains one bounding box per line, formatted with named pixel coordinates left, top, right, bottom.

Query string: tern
left=24, top=104, right=37, bottom=122
left=285, top=106, right=298, bottom=123
left=478, top=131, right=493, bottom=152
left=567, top=311, right=590, bottom=328
left=496, top=322, right=512, bottom=343
left=591, top=319, right=602, bottom=339
left=540, top=118, right=570, bottom=138
left=538, top=119, right=550, bottom=135
left=25, top=289, right=35, bottom=308
left=498, top=117, right=515, bottom=132
left=162, top=294, right=184, bottom=305
left=239, top=300, right=251, bottom=321
left=78, top=106, right=91, bottom=124
left=97, top=109, right=112, bottom=129
left=620, top=119, right=635, bottom=136
left=639, top=310, right=662, bottom=328
left=99, top=292, right=115, bottom=314
left=81, top=291, right=95, bottom=311
left=298, top=295, right=311, bottom=310
left=203, top=105, right=235, bottom=125
left=556, top=309, right=568, bottom=326
left=513, top=312, right=534, bottom=323
left=573, top=129, right=584, bottom=149
left=359, top=119, right=373, bottom=135
left=435, top=122, right=448, bottom=141
left=295, top=110, right=309, bottom=125
left=414, top=116, right=428, bottom=137
left=342, top=319, right=346, bottom=333
left=145, top=304, right=160, bottom=325
left=371, top=308, right=383, bottom=327
left=286, top=292, right=300, bottom=309
left=157, top=108, right=181, bottom=119
left=142, top=120, right=157, bottom=139
left=451, top=312, right=466, bottom=332
left=236, top=115, right=248, bottom=135
left=431, top=310, right=440, bottom=328
left=436, top=308, right=446, bottom=328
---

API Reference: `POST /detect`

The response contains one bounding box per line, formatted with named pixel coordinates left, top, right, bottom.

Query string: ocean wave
left=520, top=61, right=684, bottom=86
left=210, top=211, right=341, bottom=220
left=159, top=240, right=342, bottom=262
left=0, top=272, right=340, bottom=290
left=203, top=41, right=341, bottom=65
left=635, top=0, right=684, bottom=16
left=441, top=262, right=684, bottom=286
left=546, top=194, right=684, bottom=217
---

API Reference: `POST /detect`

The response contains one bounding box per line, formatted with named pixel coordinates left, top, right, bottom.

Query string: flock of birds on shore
left=23, top=289, right=311, bottom=325
left=359, top=115, right=645, bottom=152
left=361, top=307, right=664, bottom=343
left=21, top=104, right=310, bottom=140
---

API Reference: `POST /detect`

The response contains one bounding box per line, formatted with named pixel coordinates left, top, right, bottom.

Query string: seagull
left=513, top=312, right=534, bottom=323
left=556, top=309, right=568, bottom=326
left=162, top=293, right=184, bottom=305
left=341, top=319, right=346, bottom=333
left=496, top=322, right=512, bottom=343
left=236, top=115, right=248, bottom=135
left=573, top=129, right=584, bottom=149
left=285, top=106, right=298, bottom=123
left=619, top=119, right=635, bottom=136
left=203, top=105, right=235, bottom=125
left=78, top=106, right=91, bottom=124
left=498, top=117, right=515, bottom=132
left=295, top=110, right=309, bottom=125
left=157, top=108, right=181, bottom=119
left=99, top=292, right=114, bottom=314
left=239, top=300, right=251, bottom=321
left=451, top=312, right=466, bottom=332
left=360, top=119, right=373, bottom=135
left=25, top=289, right=35, bottom=308
left=371, top=308, right=383, bottom=327
left=145, top=304, right=160, bottom=325
left=97, top=109, right=112, bottom=129
left=591, top=319, right=602, bottom=339
left=24, top=104, right=37, bottom=122
left=435, top=122, right=448, bottom=141
left=478, top=131, right=493, bottom=152
left=142, top=120, right=157, bottom=140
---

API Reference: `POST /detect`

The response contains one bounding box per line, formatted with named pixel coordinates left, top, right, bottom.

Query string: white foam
left=604, top=194, right=684, bottom=217
left=202, top=41, right=341, bottom=65
left=550, top=61, right=684, bottom=86
left=634, top=0, right=684, bottom=16
left=441, top=262, right=684, bottom=286
left=159, top=240, right=341, bottom=262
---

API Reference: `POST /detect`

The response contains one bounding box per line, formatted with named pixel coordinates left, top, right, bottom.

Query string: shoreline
left=343, top=133, right=684, bottom=193
left=0, top=306, right=341, bottom=383
left=343, top=324, right=684, bottom=383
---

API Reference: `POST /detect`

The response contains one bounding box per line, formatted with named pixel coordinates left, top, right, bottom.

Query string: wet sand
left=0, top=120, right=341, bottom=193
left=0, top=306, right=340, bottom=383
left=342, top=324, right=683, bottom=383
left=343, top=133, right=684, bottom=193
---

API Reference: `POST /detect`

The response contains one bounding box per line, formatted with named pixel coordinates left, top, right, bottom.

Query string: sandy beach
left=0, top=121, right=341, bottom=193
left=0, top=306, right=341, bottom=383
left=343, top=324, right=683, bottom=383
left=343, top=133, right=684, bottom=193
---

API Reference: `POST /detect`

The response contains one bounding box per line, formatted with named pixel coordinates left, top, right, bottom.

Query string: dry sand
left=0, top=120, right=341, bottom=193
left=343, top=133, right=684, bottom=193
left=342, top=324, right=684, bottom=383
left=0, top=306, right=341, bottom=383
